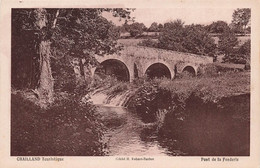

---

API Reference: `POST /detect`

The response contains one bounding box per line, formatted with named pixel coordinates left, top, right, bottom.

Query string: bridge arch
left=181, top=65, right=197, bottom=77
left=94, top=59, right=130, bottom=82
left=144, top=62, right=173, bottom=79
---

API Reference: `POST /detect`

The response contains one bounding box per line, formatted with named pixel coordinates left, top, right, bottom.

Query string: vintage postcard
left=0, top=0, right=260, bottom=167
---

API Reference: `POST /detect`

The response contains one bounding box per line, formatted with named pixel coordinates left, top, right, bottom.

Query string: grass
left=92, top=70, right=250, bottom=107
left=159, top=71, right=250, bottom=102
left=112, top=70, right=250, bottom=123
left=158, top=72, right=250, bottom=156
left=118, top=39, right=158, bottom=46
left=119, top=33, right=250, bottom=46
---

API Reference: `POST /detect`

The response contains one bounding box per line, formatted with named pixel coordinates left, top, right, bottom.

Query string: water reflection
left=97, top=106, right=174, bottom=156
left=94, top=94, right=250, bottom=156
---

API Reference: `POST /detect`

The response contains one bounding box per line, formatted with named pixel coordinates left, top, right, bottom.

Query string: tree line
left=136, top=8, right=250, bottom=66
left=119, top=8, right=251, bottom=37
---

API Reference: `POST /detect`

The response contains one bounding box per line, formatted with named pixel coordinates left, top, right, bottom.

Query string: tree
left=163, top=19, right=184, bottom=29
left=12, top=9, right=56, bottom=105
left=158, top=23, right=163, bottom=31
left=128, top=22, right=145, bottom=37
left=158, top=20, right=216, bottom=56
left=142, top=24, right=148, bottom=32
left=239, top=40, right=251, bottom=68
left=231, top=8, right=251, bottom=34
left=149, top=22, right=159, bottom=32
left=12, top=8, right=133, bottom=106
left=208, top=21, right=229, bottom=34
left=229, top=23, right=243, bottom=34
left=36, top=9, right=55, bottom=105
left=183, top=24, right=216, bottom=56
left=223, top=39, right=250, bottom=64
left=218, top=30, right=239, bottom=63
left=159, top=20, right=186, bottom=52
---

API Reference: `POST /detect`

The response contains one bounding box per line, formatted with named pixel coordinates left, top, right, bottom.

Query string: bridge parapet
left=121, top=46, right=213, bottom=64
left=92, top=45, right=213, bottom=81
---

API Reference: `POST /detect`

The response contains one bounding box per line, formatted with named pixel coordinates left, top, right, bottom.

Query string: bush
left=128, top=71, right=250, bottom=123
left=11, top=91, right=106, bottom=156
left=128, top=22, right=145, bottom=37
left=90, top=75, right=129, bottom=94
left=197, top=64, right=219, bottom=77
left=90, top=75, right=118, bottom=90
left=127, top=78, right=173, bottom=123
left=160, top=93, right=249, bottom=156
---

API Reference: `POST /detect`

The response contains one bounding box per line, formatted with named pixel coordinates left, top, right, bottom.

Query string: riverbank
left=92, top=71, right=249, bottom=120
left=132, top=71, right=250, bottom=155
left=158, top=93, right=250, bottom=156
left=11, top=90, right=105, bottom=156
left=91, top=71, right=250, bottom=155
left=11, top=70, right=250, bottom=156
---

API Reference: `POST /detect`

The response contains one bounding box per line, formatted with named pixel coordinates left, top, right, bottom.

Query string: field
left=119, top=32, right=250, bottom=46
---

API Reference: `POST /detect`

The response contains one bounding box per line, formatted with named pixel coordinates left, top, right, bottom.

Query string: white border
left=0, top=0, right=259, bottom=168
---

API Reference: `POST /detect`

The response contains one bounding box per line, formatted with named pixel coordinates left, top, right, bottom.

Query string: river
left=90, top=92, right=250, bottom=156
left=96, top=105, right=181, bottom=156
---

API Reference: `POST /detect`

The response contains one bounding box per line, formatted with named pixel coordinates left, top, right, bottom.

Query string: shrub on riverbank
left=126, top=71, right=250, bottom=156
left=92, top=71, right=249, bottom=124
left=11, top=90, right=105, bottom=156
left=159, top=93, right=250, bottom=156
left=89, top=71, right=250, bottom=156
left=127, top=71, right=249, bottom=122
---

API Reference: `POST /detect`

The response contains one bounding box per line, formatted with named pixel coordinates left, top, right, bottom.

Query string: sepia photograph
left=10, top=7, right=250, bottom=156
left=1, top=0, right=260, bottom=167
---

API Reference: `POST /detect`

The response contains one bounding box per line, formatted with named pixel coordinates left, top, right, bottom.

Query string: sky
left=103, top=8, right=236, bottom=27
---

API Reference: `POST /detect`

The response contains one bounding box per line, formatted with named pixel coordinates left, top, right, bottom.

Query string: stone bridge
left=91, top=46, right=213, bottom=82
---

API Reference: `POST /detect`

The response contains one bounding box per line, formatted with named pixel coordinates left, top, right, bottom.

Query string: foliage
left=238, top=39, right=250, bottom=57
left=229, top=23, right=244, bottom=34
left=149, top=22, right=159, bottom=32
left=11, top=91, right=105, bottom=156
left=158, top=20, right=186, bottom=52
left=117, top=24, right=128, bottom=33
left=182, top=24, right=216, bottom=56
left=231, top=8, right=251, bottom=34
left=160, top=92, right=249, bottom=156
left=11, top=9, right=41, bottom=89
left=207, top=21, right=229, bottom=33
left=127, top=78, right=173, bottom=123
left=125, top=71, right=249, bottom=125
left=128, top=22, right=146, bottom=37
left=90, top=75, right=130, bottom=95
left=11, top=8, right=134, bottom=155
left=218, top=30, right=239, bottom=62
left=52, top=9, right=121, bottom=60
left=12, top=8, right=133, bottom=91
left=218, top=30, right=238, bottom=55
left=158, top=23, right=164, bottom=31
left=219, top=28, right=250, bottom=64
left=197, top=63, right=245, bottom=78
left=158, top=20, right=216, bottom=56
left=138, top=70, right=247, bottom=114
left=223, top=39, right=250, bottom=64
